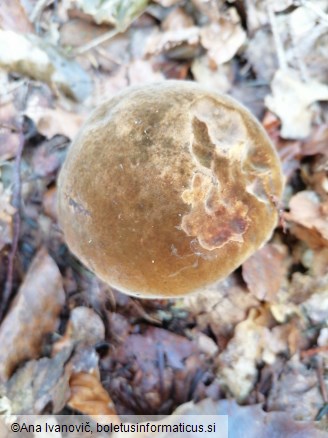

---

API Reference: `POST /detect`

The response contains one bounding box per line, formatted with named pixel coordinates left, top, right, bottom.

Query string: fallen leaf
left=191, top=55, right=233, bottom=93
left=265, top=70, right=328, bottom=139
left=267, top=356, right=324, bottom=421
left=127, top=60, right=164, bottom=85
left=76, top=0, right=149, bottom=30
left=68, top=369, right=118, bottom=416
left=53, top=307, right=105, bottom=354
left=200, top=18, right=246, bottom=65
left=145, top=27, right=200, bottom=60
left=183, top=274, right=259, bottom=343
left=4, top=347, right=72, bottom=414
left=161, top=7, right=194, bottom=31
left=0, top=30, right=93, bottom=102
left=25, top=105, right=85, bottom=140
left=0, top=248, right=65, bottom=382
left=242, top=243, right=287, bottom=302
left=286, top=191, right=328, bottom=243
left=173, top=398, right=327, bottom=438
left=0, top=0, right=33, bottom=33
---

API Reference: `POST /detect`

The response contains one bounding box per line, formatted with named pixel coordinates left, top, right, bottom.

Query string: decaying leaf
left=286, top=191, right=328, bottom=244
left=242, top=243, right=287, bottom=302
left=191, top=55, right=233, bottom=93
left=173, top=398, right=327, bottom=438
left=265, top=70, right=328, bottom=139
left=76, top=0, right=149, bottom=30
left=145, top=27, right=200, bottom=60
left=53, top=306, right=105, bottom=354
left=200, top=17, right=246, bottom=65
left=0, top=30, right=93, bottom=101
left=218, top=309, right=291, bottom=400
left=68, top=370, right=118, bottom=417
left=4, top=347, right=73, bottom=414
left=183, top=274, right=259, bottom=342
left=25, top=105, right=85, bottom=140
left=267, top=356, right=324, bottom=421
left=0, top=248, right=65, bottom=382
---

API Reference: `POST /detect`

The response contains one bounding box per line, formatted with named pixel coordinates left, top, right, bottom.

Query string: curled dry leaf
left=242, top=243, right=287, bottom=302
left=145, top=27, right=200, bottom=60
left=265, top=70, right=328, bottom=139
left=0, top=30, right=92, bottom=102
left=286, top=191, right=328, bottom=244
left=68, top=369, right=118, bottom=417
left=200, top=18, right=246, bottom=65
left=0, top=248, right=65, bottom=382
left=24, top=105, right=85, bottom=140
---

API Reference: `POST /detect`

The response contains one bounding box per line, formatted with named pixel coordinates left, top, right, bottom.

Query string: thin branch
left=73, top=28, right=121, bottom=57
left=267, top=0, right=288, bottom=71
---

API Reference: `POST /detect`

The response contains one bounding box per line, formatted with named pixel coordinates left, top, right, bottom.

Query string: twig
left=30, top=0, right=51, bottom=23
left=301, top=345, right=328, bottom=358
left=73, top=28, right=121, bottom=57
left=0, top=131, right=25, bottom=321
left=267, top=0, right=288, bottom=71
left=316, top=356, right=328, bottom=404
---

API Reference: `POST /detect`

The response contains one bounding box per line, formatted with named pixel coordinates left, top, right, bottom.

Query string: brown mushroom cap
left=57, top=81, right=283, bottom=298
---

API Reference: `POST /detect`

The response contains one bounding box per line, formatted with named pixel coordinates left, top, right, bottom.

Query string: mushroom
left=57, top=81, right=283, bottom=298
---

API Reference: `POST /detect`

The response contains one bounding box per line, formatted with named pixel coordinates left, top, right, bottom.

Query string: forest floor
left=0, top=1, right=328, bottom=437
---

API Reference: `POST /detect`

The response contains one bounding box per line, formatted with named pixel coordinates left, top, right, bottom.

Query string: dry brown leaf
left=76, top=0, right=149, bottom=30
left=25, top=104, right=85, bottom=140
left=145, top=27, right=200, bottom=60
left=162, top=7, right=194, bottom=31
left=0, top=30, right=92, bottom=102
left=191, top=55, right=233, bottom=93
left=0, top=248, right=65, bottom=382
left=53, top=306, right=105, bottom=354
left=242, top=243, right=287, bottom=302
left=286, top=191, right=328, bottom=242
left=200, top=18, right=246, bottom=65
left=267, top=356, right=324, bottom=421
left=173, top=398, right=327, bottom=438
left=68, top=370, right=118, bottom=417
left=4, top=347, right=73, bottom=414
left=127, top=60, right=164, bottom=85
left=183, top=274, right=259, bottom=342
left=302, top=124, right=328, bottom=157
left=0, top=0, right=33, bottom=33
left=265, top=70, right=328, bottom=139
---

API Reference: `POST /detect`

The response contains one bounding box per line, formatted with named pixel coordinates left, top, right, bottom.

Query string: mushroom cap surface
left=57, top=81, right=283, bottom=298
